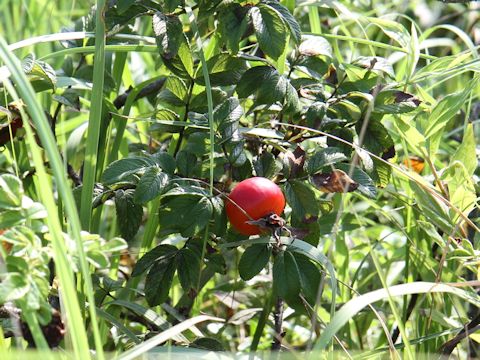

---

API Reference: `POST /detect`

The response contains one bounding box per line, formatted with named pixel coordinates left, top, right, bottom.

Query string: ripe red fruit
left=226, top=177, right=286, bottom=235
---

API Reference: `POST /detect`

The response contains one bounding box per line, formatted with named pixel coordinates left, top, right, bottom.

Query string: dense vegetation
left=0, top=0, right=479, bottom=358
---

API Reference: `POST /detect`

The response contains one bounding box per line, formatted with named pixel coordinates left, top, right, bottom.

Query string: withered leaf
left=311, top=169, right=358, bottom=193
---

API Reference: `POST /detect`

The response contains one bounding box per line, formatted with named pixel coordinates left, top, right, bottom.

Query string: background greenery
left=0, top=0, right=479, bottom=359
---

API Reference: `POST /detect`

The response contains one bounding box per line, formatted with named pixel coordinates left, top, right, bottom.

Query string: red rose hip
left=226, top=177, right=286, bottom=235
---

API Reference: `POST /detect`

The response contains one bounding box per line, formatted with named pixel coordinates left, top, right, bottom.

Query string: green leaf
left=102, top=157, right=155, bottom=184
left=214, top=97, right=243, bottom=140
left=134, top=166, right=169, bottom=204
left=22, top=54, right=57, bottom=89
left=176, top=247, right=200, bottom=291
left=159, top=0, right=184, bottom=13
left=294, top=253, right=321, bottom=305
left=157, top=76, right=188, bottom=106
left=425, top=81, right=475, bottom=156
left=0, top=174, right=23, bottom=210
left=451, top=124, right=476, bottom=176
left=163, top=40, right=194, bottom=79
left=254, top=152, right=281, bottom=178
left=176, top=150, right=198, bottom=177
left=216, top=3, right=249, bottom=54
left=443, top=162, right=476, bottom=221
left=153, top=151, right=176, bottom=175
left=264, top=1, right=301, bottom=43
left=237, top=66, right=299, bottom=112
left=367, top=17, right=410, bottom=48
left=273, top=251, right=301, bottom=300
left=238, top=244, right=271, bottom=281
left=249, top=4, right=287, bottom=60
left=357, top=118, right=394, bottom=156
left=152, top=12, right=184, bottom=59
left=196, top=53, right=248, bottom=86
left=158, top=194, right=213, bottom=237
left=145, top=258, right=177, bottom=306
left=0, top=272, right=29, bottom=302
left=409, top=181, right=454, bottom=234
left=132, top=244, right=178, bottom=277
left=284, top=180, right=320, bottom=221
left=115, top=189, right=144, bottom=241
left=307, top=147, right=348, bottom=175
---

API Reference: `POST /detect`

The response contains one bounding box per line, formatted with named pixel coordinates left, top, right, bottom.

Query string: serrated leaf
left=132, top=244, right=178, bottom=277
left=254, top=152, right=281, bottom=178
left=176, top=248, right=200, bottom=291
left=307, top=147, right=348, bottom=175
left=216, top=3, right=249, bottom=54
left=102, top=157, right=155, bottom=184
left=196, top=53, right=248, bottom=86
left=249, top=4, right=287, bottom=60
left=152, top=12, right=184, bottom=59
left=214, top=97, right=243, bottom=140
left=238, top=244, right=271, bottom=281
left=158, top=194, right=213, bottom=237
left=284, top=180, right=320, bottom=221
left=357, top=118, right=394, bottom=156
left=299, top=36, right=332, bottom=57
left=237, top=66, right=299, bottom=111
left=163, top=40, right=194, bottom=78
left=273, top=251, right=301, bottom=300
left=153, top=151, right=176, bottom=175
left=134, top=166, right=169, bottom=204
left=264, top=1, right=301, bottom=43
left=145, top=258, right=177, bottom=306
left=115, top=189, right=143, bottom=241
left=157, top=76, right=188, bottom=106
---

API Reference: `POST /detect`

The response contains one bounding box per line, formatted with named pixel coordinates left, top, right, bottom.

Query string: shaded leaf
left=238, top=244, right=271, bottom=281
left=145, top=258, right=177, bottom=306
left=132, top=244, right=178, bottom=277
left=176, top=247, right=201, bottom=291
left=115, top=189, right=143, bottom=241
left=158, top=194, right=213, bottom=237
left=273, top=251, right=301, bottom=301
left=284, top=180, right=320, bottom=221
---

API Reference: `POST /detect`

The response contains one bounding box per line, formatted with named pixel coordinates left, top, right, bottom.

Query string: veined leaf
left=249, top=4, right=287, bottom=60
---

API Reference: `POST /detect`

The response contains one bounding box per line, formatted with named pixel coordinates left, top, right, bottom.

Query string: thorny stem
left=272, top=296, right=285, bottom=351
